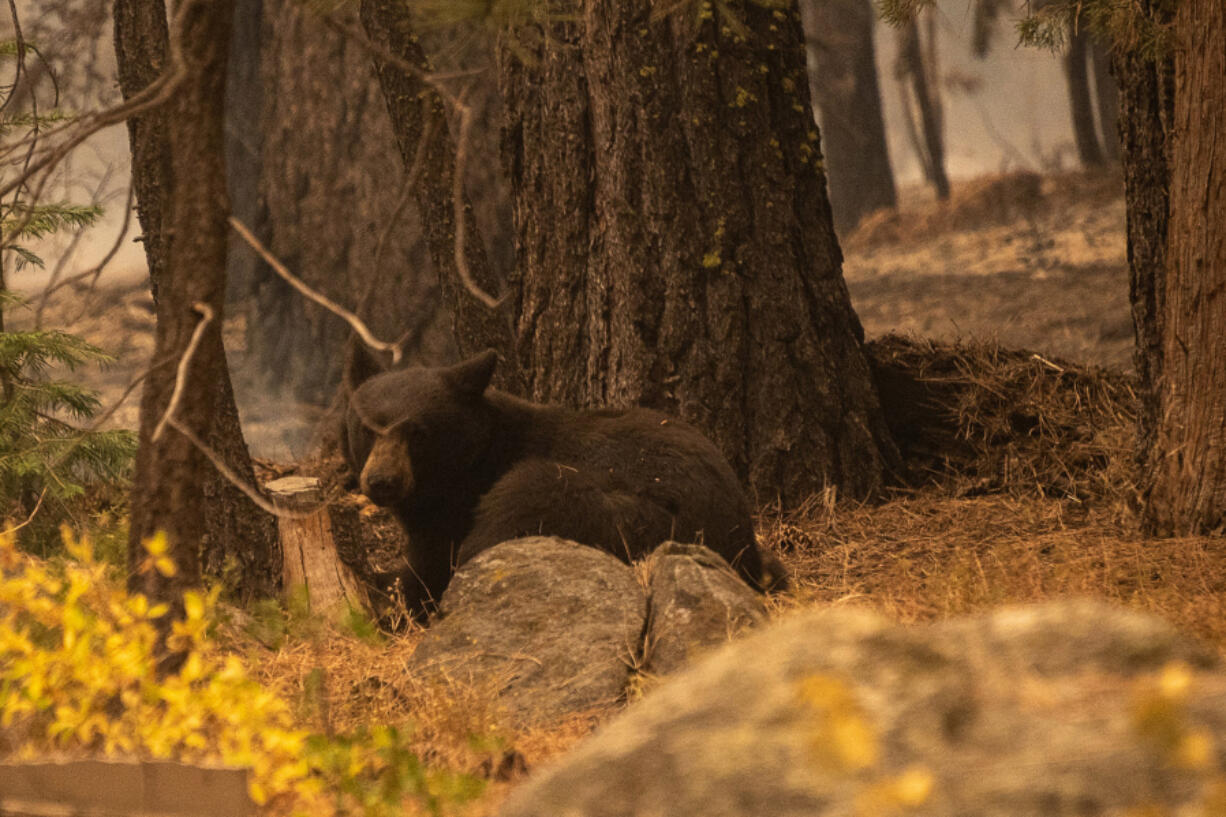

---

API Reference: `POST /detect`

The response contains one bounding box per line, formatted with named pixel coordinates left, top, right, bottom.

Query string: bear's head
left=344, top=347, right=499, bottom=512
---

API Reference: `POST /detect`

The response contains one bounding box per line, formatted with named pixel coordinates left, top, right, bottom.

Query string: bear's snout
left=360, top=469, right=403, bottom=506
left=360, top=436, right=414, bottom=507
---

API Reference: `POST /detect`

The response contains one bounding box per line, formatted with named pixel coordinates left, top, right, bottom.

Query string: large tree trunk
left=233, top=0, right=453, bottom=404
left=501, top=0, right=897, bottom=506
left=1065, top=29, right=1106, bottom=168
left=1143, top=0, right=1226, bottom=534
left=115, top=0, right=278, bottom=604
left=1113, top=2, right=1174, bottom=527
left=115, top=0, right=278, bottom=601
left=358, top=0, right=520, bottom=389
left=799, top=0, right=896, bottom=234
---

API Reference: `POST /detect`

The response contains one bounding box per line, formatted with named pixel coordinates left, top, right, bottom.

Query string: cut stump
left=265, top=476, right=370, bottom=617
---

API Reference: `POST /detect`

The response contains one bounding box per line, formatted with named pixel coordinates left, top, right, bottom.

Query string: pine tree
left=0, top=36, right=137, bottom=553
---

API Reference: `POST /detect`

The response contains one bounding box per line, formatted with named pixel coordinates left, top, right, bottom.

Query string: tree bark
left=358, top=0, right=519, bottom=389
left=501, top=0, right=897, bottom=506
left=236, top=0, right=454, bottom=404
left=1113, top=2, right=1174, bottom=526
left=115, top=0, right=278, bottom=604
left=1065, top=29, right=1106, bottom=168
left=799, top=0, right=896, bottom=234
left=1143, top=0, right=1226, bottom=534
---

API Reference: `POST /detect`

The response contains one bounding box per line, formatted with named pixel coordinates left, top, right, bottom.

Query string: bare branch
left=0, top=0, right=198, bottom=204
left=165, top=416, right=318, bottom=519
left=152, top=301, right=214, bottom=443
left=450, top=85, right=505, bottom=310
left=0, top=488, right=47, bottom=537
left=228, top=216, right=404, bottom=364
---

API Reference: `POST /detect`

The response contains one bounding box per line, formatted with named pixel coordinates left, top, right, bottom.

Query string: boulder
left=407, top=537, right=646, bottom=725
left=643, top=542, right=768, bottom=676
left=501, top=600, right=1222, bottom=817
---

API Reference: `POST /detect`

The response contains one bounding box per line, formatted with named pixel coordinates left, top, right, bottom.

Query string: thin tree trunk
left=359, top=0, right=520, bottom=389
left=1065, top=29, right=1105, bottom=168
left=1143, top=0, right=1226, bottom=534
left=501, top=0, right=897, bottom=505
left=897, top=18, right=949, bottom=200
left=1113, top=2, right=1174, bottom=525
left=799, top=0, right=896, bottom=234
left=115, top=0, right=278, bottom=606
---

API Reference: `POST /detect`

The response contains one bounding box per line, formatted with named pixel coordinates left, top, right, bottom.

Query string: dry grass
left=847, top=169, right=1123, bottom=250
left=759, top=496, right=1226, bottom=651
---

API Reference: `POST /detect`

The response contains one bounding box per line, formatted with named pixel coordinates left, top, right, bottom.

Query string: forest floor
left=15, top=168, right=1225, bottom=817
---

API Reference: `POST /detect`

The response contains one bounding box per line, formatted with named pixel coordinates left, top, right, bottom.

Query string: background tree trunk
left=799, top=0, right=896, bottom=234
left=1064, top=29, right=1105, bottom=168
left=228, top=0, right=454, bottom=405
left=501, top=0, right=897, bottom=506
left=895, top=16, right=950, bottom=200
left=1143, top=0, right=1226, bottom=535
left=359, top=0, right=520, bottom=390
left=116, top=0, right=278, bottom=604
left=1113, top=2, right=1174, bottom=527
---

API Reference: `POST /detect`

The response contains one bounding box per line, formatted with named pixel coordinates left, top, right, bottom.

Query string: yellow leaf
left=154, top=557, right=177, bottom=578
left=183, top=591, right=205, bottom=622
left=143, top=532, right=169, bottom=557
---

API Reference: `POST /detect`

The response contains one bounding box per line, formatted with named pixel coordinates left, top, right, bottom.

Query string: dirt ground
left=844, top=169, right=1131, bottom=371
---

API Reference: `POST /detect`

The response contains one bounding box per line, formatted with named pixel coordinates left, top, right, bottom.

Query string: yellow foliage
left=0, top=529, right=315, bottom=807
left=0, top=529, right=481, bottom=816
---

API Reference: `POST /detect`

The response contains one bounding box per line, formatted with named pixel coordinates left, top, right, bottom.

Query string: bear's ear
left=444, top=349, right=498, bottom=396
left=343, top=337, right=386, bottom=390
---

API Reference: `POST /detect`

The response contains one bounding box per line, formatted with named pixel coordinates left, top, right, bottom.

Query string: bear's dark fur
left=343, top=347, right=781, bottom=618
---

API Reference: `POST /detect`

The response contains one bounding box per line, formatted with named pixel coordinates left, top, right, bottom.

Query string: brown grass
left=759, top=496, right=1226, bottom=650
left=847, top=169, right=1124, bottom=250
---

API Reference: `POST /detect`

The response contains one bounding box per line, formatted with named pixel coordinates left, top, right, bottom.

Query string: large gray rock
left=501, top=600, right=1221, bottom=817
left=643, top=542, right=767, bottom=676
left=407, top=537, right=647, bottom=725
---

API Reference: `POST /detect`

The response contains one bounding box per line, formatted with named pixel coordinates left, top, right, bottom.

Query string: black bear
left=343, top=346, right=782, bottom=618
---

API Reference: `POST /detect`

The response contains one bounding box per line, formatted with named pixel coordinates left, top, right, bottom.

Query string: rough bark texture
left=499, top=11, right=592, bottom=403
left=1113, top=3, right=1174, bottom=522
left=1144, top=0, right=1226, bottom=535
left=501, top=1, right=897, bottom=506
left=115, top=0, right=225, bottom=598
left=896, top=17, right=949, bottom=200
left=117, top=0, right=263, bottom=605
left=359, top=0, right=520, bottom=390
left=799, top=0, right=896, bottom=234
left=113, top=0, right=171, bottom=301
left=241, top=0, right=453, bottom=403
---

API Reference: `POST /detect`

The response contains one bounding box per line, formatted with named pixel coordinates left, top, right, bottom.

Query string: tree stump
left=265, top=476, right=370, bottom=617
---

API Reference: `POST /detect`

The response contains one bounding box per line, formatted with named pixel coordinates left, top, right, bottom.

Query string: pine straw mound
left=760, top=494, right=1226, bottom=653
left=868, top=334, right=1138, bottom=502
